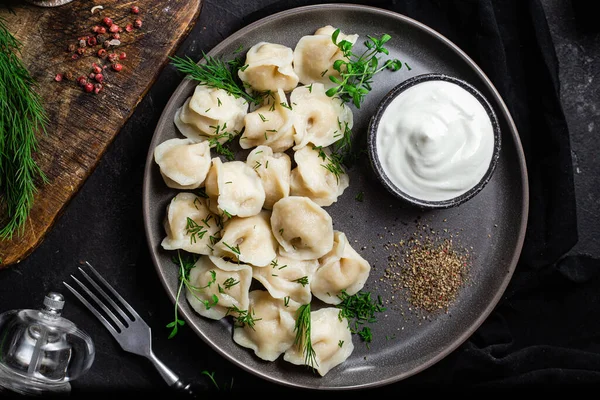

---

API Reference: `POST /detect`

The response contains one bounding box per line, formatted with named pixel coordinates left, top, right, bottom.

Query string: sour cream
left=375, top=79, right=495, bottom=202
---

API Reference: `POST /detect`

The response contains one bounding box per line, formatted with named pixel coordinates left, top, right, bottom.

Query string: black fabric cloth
left=238, top=0, right=595, bottom=389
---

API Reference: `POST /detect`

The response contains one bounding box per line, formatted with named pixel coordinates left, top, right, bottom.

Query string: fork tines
left=63, top=261, right=138, bottom=336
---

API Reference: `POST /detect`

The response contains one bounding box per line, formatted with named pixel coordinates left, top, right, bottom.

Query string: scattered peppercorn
left=131, top=5, right=140, bottom=14
left=77, top=76, right=87, bottom=86
left=119, top=52, right=126, bottom=60
left=107, top=53, right=118, bottom=62
left=112, top=33, right=120, bottom=40
left=87, top=36, right=97, bottom=46
left=54, top=73, right=63, bottom=82
left=134, top=19, right=142, bottom=28
left=125, top=23, right=134, bottom=32
left=97, top=26, right=107, bottom=34
left=84, top=82, right=94, bottom=93
left=102, top=17, right=113, bottom=27
left=89, top=72, right=96, bottom=80
left=94, top=83, right=103, bottom=94
left=76, top=47, right=85, bottom=55
left=112, top=63, right=123, bottom=72
left=109, top=24, right=120, bottom=33
left=95, top=73, right=104, bottom=83
left=92, top=25, right=100, bottom=33
left=97, top=48, right=107, bottom=58
left=92, top=64, right=102, bottom=74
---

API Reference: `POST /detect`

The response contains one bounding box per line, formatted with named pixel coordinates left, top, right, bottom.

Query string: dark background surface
left=1, top=0, right=599, bottom=395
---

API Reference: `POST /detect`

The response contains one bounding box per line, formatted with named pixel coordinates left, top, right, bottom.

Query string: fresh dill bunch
left=170, top=52, right=261, bottom=106
left=0, top=17, right=48, bottom=240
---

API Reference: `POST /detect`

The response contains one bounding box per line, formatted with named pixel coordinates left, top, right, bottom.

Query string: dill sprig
left=326, top=29, right=402, bottom=108
left=170, top=52, right=261, bottom=106
left=0, top=17, right=48, bottom=240
left=293, top=304, right=318, bottom=370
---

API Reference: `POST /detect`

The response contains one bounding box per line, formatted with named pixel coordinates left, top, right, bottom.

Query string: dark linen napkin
left=235, top=0, right=597, bottom=388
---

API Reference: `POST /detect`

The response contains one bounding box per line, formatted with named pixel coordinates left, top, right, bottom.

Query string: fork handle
left=149, top=353, right=198, bottom=397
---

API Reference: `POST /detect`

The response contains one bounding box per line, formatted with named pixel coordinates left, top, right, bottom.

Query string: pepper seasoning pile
left=382, top=222, right=473, bottom=316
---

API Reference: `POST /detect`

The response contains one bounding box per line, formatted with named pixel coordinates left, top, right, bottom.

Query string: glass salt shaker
left=0, top=292, right=95, bottom=395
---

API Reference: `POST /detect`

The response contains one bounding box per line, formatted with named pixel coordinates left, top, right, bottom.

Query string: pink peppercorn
left=125, top=24, right=134, bottom=32
left=112, top=63, right=123, bottom=72
left=92, top=64, right=102, bottom=74
left=95, top=74, right=104, bottom=83
left=94, top=83, right=103, bottom=94
left=107, top=53, right=118, bottom=62
left=102, top=17, right=113, bottom=27
left=84, top=82, right=94, bottom=93
left=109, top=24, right=119, bottom=33
left=119, top=52, right=127, bottom=60
left=131, top=5, right=139, bottom=14
left=97, top=49, right=107, bottom=58
left=54, top=73, right=63, bottom=82
left=77, top=76, right=87, bottom=86
left=134, top=19, right=142, bottom=28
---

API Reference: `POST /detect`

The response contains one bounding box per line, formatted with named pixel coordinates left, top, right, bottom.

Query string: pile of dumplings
left=154, top=26, right=372, bottom=377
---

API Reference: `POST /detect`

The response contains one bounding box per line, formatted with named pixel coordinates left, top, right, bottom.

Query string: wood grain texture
left=0, top=0, right=202, bottom=267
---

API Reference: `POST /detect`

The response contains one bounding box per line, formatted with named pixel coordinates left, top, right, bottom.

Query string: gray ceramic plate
left=143, top=4, right=528, bottom=390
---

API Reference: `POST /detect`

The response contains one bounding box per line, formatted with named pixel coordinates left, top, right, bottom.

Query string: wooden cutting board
left=0, top=0, right=202, bottom=267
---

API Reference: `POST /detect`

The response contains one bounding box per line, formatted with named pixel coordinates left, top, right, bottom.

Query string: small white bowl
left=367, top=73, right=502, bottom=209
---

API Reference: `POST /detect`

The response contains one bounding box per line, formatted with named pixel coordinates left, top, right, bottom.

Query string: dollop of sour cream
left=376, top=80, right=495, bottom=202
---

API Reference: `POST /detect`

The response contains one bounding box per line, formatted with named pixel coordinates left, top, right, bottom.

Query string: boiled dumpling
left=174, top=84, right=248, bottom=143
left=290, top=83, right=353, bottom=149
left=246, top=146, right=291, bottom=209
left=290, top=145, right=349, bottom=206
left=238, top=42, right=299, bottom=93
left=252, top=253, right=318, bottom=305
left=232, top=290, right=298, bottom=361
left=270, top=196, right=334, bottom=260
left=154, top=138, right=211, bottom=190
left=293, top=25, right=358, bottom=88
left=239, top=89, right=295, bottom=152
left=311, top=231, right=371, bottom=305
left=212, top=210, right=278, bottom=267
left=186, top=255, right=252, bottom=320
left=205, top=158, right=266, bottom=218
left=161, top=192, right=221, bottom=255
left=283, top=307, right=354, bottom=376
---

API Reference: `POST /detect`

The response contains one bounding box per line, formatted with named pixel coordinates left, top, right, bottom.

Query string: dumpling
left=270, top=196, right=334, bottom=260
left=205, top=158, right=266, bottom=218
left=293, top=25, right=358, bottom=88
left=161, top=192, right=221, bottom=255
left=246, top=146, right=291, bottom=209
left=290, top=145, right=349, bottom=206
left=311, top=231, right=371, bottom=305
left=290, top=83, right=353, bottom=150
left=283, top=307, right=354, bottom=376
left=154, top=138, right=211, bottom=190
left=186, top=255, right=252, bottom=320
left=174, top=84, right=248, bottom=143
left=239, top=89, right=295, bottom=152
left=252, top=253, right=319, bottom=305
left=232, top=290, right=298, bottom=361
left=212, top=210, right=278, bottom=267
left=237, top=42, right=299, bottom=93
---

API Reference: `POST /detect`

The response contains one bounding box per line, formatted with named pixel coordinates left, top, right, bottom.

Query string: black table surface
left=1, top=0, right=599, bottom=395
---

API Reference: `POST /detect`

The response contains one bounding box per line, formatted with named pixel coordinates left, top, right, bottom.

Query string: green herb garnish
left=326, top=29, right=402, bottom=108
left=293, top=304, right=318, bottom=370
left=167, top=250, right=199, bottom=338
left=0, top=18, right=48, bottom=240
left=170, top=52, right=260, bottom=105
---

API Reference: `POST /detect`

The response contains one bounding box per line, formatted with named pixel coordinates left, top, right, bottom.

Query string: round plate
left=143, top=4, right=528, bottom=390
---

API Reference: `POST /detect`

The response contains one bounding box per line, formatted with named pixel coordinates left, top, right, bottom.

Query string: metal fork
left=63, top=261, right=197, bottom=396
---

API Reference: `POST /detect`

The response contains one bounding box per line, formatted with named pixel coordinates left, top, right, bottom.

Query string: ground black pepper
left=380, top=219, right=473, bottom=317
